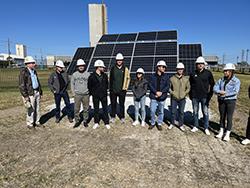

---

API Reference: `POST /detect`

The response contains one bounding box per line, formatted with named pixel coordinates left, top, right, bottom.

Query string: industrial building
left=46, top=55, right=72, bottom=67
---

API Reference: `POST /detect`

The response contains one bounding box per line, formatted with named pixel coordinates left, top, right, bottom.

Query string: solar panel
left=134, top=43, right=156, bottom=56
left=137, top=32, right=157, bottom=41
left=155, top=42, right=177, bottom=55
left=131, top=57, right=154, bottom=72
left=117, top=33, right=137, bottom=42
left=157, top=30, right=177, bottom=40
left=67, top=47, right=94, bottom=75
left=112, top=43, right=134, bottom=57
left=179, top=44, right=202, bottom=58
left=99, top=34, right=119, bottom=43
left=93, top=44, right=115, bottom=57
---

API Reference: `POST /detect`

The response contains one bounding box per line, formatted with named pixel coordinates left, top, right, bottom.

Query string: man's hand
left=219, top=91, right=226, bottom=96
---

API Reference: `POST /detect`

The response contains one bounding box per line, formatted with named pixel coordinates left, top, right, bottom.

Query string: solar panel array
left=87, top=30, right=178, bottom=82
left=179, top=44, right=202, bottom=74
left=68, top=31, right=202, bottom=81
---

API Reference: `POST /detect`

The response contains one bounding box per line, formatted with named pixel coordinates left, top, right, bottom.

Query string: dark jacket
left=109, top=65, right=130, bottom=92
left=148, top=73, right=170, bottom=101
left=88, top=72, right=109, bottom=98
left=189, top=69, right=215, bottom=100
left=19, top=67, right=43, bottom=98
left=132, top=78, right=148, bottom=100
left=48, top=71, right=69, bottom=94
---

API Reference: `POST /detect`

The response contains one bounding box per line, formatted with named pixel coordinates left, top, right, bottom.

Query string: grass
left=0, top=68, right=54, bottom=110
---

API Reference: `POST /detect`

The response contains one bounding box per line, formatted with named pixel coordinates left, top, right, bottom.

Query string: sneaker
left=55, top=118, right=60, bottom=123
left=141, top=121, right=146, bottom=127
left=110, top=118, right=115, bottom=124
left=205, top=129, right=210, bottom=135
left=157, top=124, right=163, bottom=131
left=120, top=118, right=125, bottom=124
left=168, top=124, right=174, bottom=130
left=83, top=121, right=88, bottom=127
left=27, top=125, right=35, bottom=130
left=191, top=127, right=198, bottom=133
left=68, top=117, right=74, bottom=123
left=105, top=124, right=111, bottom=129
left=93, top=123, right=99, bottom=129
left=241, top=139, right=250, bottom=145
left=73, top=121, right=81, bottom=128
left=179, top=126, right=185, bottom=131
left=132, top=121, right=139, bottom=126
left=223, top=131, right=231, bottom=142
left=215, top=128, right=224, bottom=139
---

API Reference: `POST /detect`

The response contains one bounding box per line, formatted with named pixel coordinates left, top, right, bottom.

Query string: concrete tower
left=88, top=3, right=108, bottom=47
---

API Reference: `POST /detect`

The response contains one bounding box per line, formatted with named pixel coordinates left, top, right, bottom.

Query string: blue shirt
left=28, top=68, right=39, bottom=89
left=213, top=75, right=241, bottom=100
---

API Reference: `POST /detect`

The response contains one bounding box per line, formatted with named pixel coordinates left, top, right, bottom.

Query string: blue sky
left=0, top=0, right=249, bottom=63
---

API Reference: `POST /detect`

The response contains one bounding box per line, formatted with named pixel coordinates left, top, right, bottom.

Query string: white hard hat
left=156, top=60, right=167, bottom=67
left=136, top=68, right=145, bottom=74
left=55, top=60, right=65, bottom=68
left=77, top=59, right=86, bottom=66
left=116, top=53, right=124, bottom=60
left=195, top=56, right=206, bottom=64
left=223, top=63, right=236, bottom=71
left=176, top=62, right=185, bottom=69
left=24, top=56, right=36, bottom=64
left=94, top=59, right=105, bottom=68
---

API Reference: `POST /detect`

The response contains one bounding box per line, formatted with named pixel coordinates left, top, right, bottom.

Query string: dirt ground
left=0, top=98, right=249, bottom=188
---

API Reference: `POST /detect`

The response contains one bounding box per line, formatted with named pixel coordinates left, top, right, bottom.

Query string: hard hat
left=136, top=68, right=145, bottom=74
left=156, top=60, right=167, bottom=67
left=94, top=59, right=105, bottom=68
left=195, top=56, right=206, bottom=64
left=55, top=60, right=65, bottom=68
left=77, top=59, right=86, bottom=66
left=176, top=62, right=185, bottom=69
left=223, top=63, right=236, bottom=71
left=24, top=56, right=36, bottom=64
left=116, top=53, right=124, bottom=60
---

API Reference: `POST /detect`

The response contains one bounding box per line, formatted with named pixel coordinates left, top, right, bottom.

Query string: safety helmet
left=94, top=59, right=105, bottom=68
left=195, top=56, right=206, bottom=64
left=24, top=56, right=36, bottom=64
left=77, top=59, right=86, bottom=66
left=156, top=60, right=167, bottom=67
left=223, top=63, right=236, bottom=71
left=116, top=53, right=124, bottom=60
left=176, top=62, right=185, bottom=69
left=136, top=68, right=145, bottom=74
left=55, top=60, right=65, bottom=68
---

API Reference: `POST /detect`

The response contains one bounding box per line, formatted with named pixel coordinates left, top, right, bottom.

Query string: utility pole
left=40, top=48, right=43, bottom=68
left=246, top=49, right=249, bottom=63
left=236, top=56, right=239, bottom=63
left=7, top=38, right=12, bottom=67
left=241, top=49, right=245, bottom=62
left=222, top=54, right=225, bottom=64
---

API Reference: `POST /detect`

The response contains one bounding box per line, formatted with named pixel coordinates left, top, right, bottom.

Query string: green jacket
left=169, top=74, right=190, bottom=100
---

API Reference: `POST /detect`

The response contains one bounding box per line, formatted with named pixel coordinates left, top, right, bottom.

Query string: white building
left=0, top=53, right=25, bottom=66
left=88, top=3, right=108, bottom=47
left=16, top=44, right=27, bottom=58
left=46, top=55, right=72, bottom=67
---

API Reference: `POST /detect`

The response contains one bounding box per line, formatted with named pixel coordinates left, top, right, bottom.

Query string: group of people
left=18, top=53, right=250, bottom=144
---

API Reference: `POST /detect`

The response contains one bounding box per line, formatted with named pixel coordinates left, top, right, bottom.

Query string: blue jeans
left=134, top=95, right=146, bottom=122
left=54, top=91, right=72, bottom=119
left=150, top=99, right=165, bottom=126
left=171, top=98, right=186, bottom=126
left=192, top=98, right=209, bottom=129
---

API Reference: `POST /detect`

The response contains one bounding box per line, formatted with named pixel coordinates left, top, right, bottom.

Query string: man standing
left=148, top=60, right=169, bottom=131
left=48, top=60, right=73, bottom=123
left=109, top=53, right=130, bottom=124
left=88, top=60, right=110, bottom=129
left=71, top=59, right=90, bottom=128
left=169, top=62, right=190, bottom=131
left=19, top=56, right=43, bottom=129
left=189, top=56, right=215, bottom=135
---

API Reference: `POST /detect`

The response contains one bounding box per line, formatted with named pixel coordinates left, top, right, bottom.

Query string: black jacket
left=48, top=71, right=69, bottom=94
left=19, top=67, right=43, bottom=97
left=132, top=78, right=148, bottom=100
left=88, top=72, right=109, bottom=98
left=189, top=69, right=215, bottom=99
